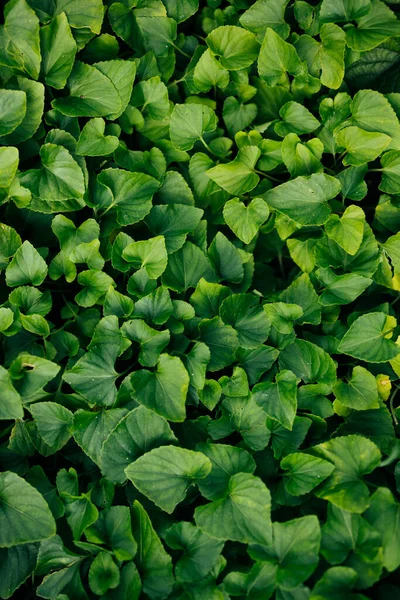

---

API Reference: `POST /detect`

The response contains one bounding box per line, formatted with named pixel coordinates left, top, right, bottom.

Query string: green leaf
left=2, top=0, right=41, bottom=80
left=275, top=101, right=320, bottom=137
left=208, top=232, right=244, bottom=284
left=162, top=242, right=214, bottom=292
left=165, top=521, right=224, bottom=583
left=122, top=319, right=169, bottom=367
left=6, top=241, right=48, bottom=287
left=88, top=551, right=120, bottom=596
left=126, top=445, right=211, bottom=513
left=196, top=443, right=256, bottom=501
left=0, top=471, right=56, bottom=547
left=281, top=134, right=323, bottom=178
left=338, top=312, right=400, bottom=362
left=320, top=0, right=371, bottom=22
left=0, top=90, right=26, bottom=137
left=258, top=28, right=301, bottom=86
left=248, top=516, right=321, bottom=590
left=72, top=407, right=127, bottom=467
left=131, top=500, right=174, bottom=600
left=263, top=302, right=303, bottom=334
left=240, top=0, right=290, bottom=40
left=334, top=366, right=380, bottom=410
left=207, top=146, right=260, bottom=196
left=0, top=544, right=39, bottom=600
left=94, top=59, right=137, bottom=120
left=54, top=0, right=104, bottom=34
left=364, top=487, right=400, bottom=572
left=40, top=13, right=77, bottom=89
left=253, top=370, right=298, bottom=430
left=321, top=504, right=383, bottom=588
left=263, top=173, right=341, bottom=226
left=345, top=0, right=400, bottom=52
left=145, top=204, right=203, bottom=254
left=75, top=118, right=119, bottom=156
left=324, top=205, right=365, bottom=255
left=170, top=103, right=217, bottom=151
left=87, top=505, right=137, bottom=561
left=52, top=61, right=122, bottom=118
left=380, top=150, right=400, bottom=194
left=336, top=126, right=391, bottom=166
left=206, top=25, right=259, bottom=70
left=280, top=453, right=335, bottom=496
left=195, top=472, right=272, bottom=544
left=317, top=268, right=372, bottom=306
left=131, top=76, right=169, bottom=121
left=280, top=273, right=321, bottom=325
left=123, top=236, right=168, bottom=279
left=9, top=353, right=60, bottom=399
left=0, top=366, right=23, bottom=420
left=223, top=197, right=269, bottom=244
left=101, top=405, right=177, bottom=484
left=30, top=402, right=74, bottom=452
left=193, top=49, right=229, bottom=93
left=20, top=143, right=85, bottom=213
left=190, top=278, right=231, bottom=318
left=350, top=89, right=400, bottom=145
left=319, top=23, right=346, bottom=89
left=279, top=339, right=337, bottom=386
left=130, top=353, right=189, bottom=422
left=312, top=435, right=381, bottom=512
left=199, top=316, right=239, bottom=371
left=0, top=79, right=44, bottom=146
left=95, top=168, right=159, bottom=226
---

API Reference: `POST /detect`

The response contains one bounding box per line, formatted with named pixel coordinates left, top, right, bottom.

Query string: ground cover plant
left=3, top=0, right=400, bottom=598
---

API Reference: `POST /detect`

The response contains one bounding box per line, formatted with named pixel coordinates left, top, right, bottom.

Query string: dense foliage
left=2, top=0, right=400, bottom=598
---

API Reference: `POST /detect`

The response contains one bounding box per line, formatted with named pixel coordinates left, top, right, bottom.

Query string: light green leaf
left=3, top=0, right=41, bottom=79
left=0, top=366, right=23, bottom=420
left=317, top=268, right=372, bottom=305
left=72, top=407, right=127, bottom=467
left=0, top=471, right=56, bottom=547
left=94, top=59, right=136, bottom=120
left=319, top=23, right=346, bottom=89
left=0, top=90, right=26, bottom=137
left=208, top=232, right=244, bottom=284
left=94, top=168, right=159, bottom=225
left=0, top=79, right=44, bottom=146
left=101, top=405, right=177, bottom=484
left=52, top=61, right=122, bottom=118
left=54, top=0, right=104, bottom=34
left=195, top=473, right=272, bottom=544
left=193, top=49, right=230, bottom=93
left=280, top=273, right=321, bottom=325
left=223, top=197, right=269, bottom=244
left=20, top=143, right=85, bottom=213
left=240, top=0, right=290, bottom=40
left=280, top=453, right=335, bottom=496
left=338, top=312, right=400, bottom=362
left=324, top=205, right=365, bottom=255
left=40, top=12, right=77, bottom=89
left=126, top=445, right=211, bottom=513
left=312, top=435, right=381, bottom=512
left=75, top=118, right=119, bottom=156
left=345, top=0, right=400, bottom=52
left=334, top=366, right=380, bottom=411
left=258, top=27, right=301, bottom=86
left=206, top=146, right=260, bottom=195
left=380, top=150, right=400, bottom=194
left=131, top=76, right=169, bottom=120
left=253, top=370, right=298, bottom=430
left=6, top=241, right=48, bottom=287
left=123, top=236, right=168, bottom=279
left=199, top=316, right=239, bottom=371
left=263, top=173, right=341, bottom=226
left=263, top=302, right=303, bottom=334
left=206, top=25, right=259, bottom=70
left=130, top=353, right=189, bottom=422
left=281, top=134, right=323, bottom=178
left=0, top=147, right=18, bottom=191
left=350, top=89, right=400, bottom=147
left=9, top=353, right=60, bottom=399
left=275, top=101, right=320, bottom=137
left=336, top=126, right=391, bottom=166
left=170, top=103, right=217, bottom=151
